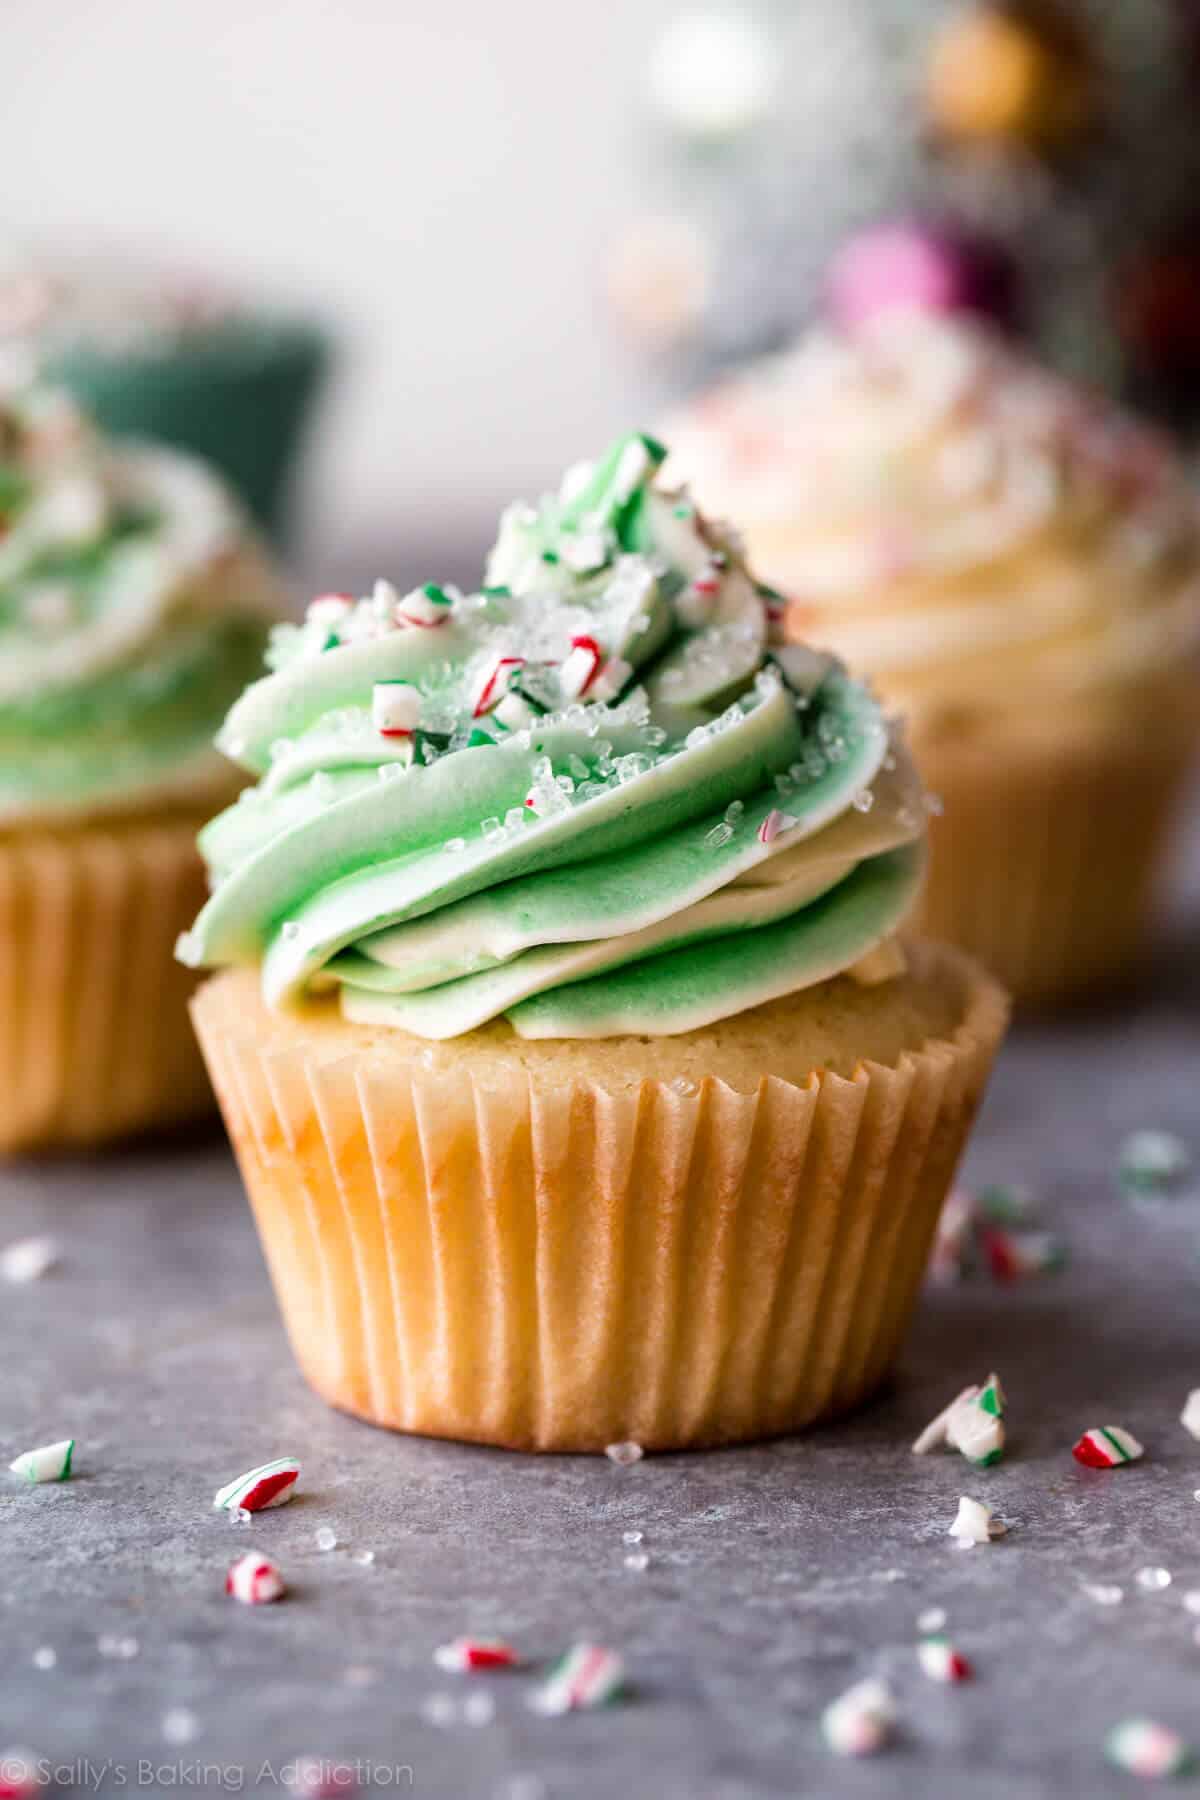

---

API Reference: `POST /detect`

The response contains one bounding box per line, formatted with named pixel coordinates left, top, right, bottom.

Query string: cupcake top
left=180, top=434, right=927, bottom=1040
left=0, top=373, right=283, bottom=825
left=664, top=316, right=1200, bottom=740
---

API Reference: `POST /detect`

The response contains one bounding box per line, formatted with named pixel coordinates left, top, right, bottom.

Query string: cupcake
left=184, top=433, right=1007, bottom=1452
left=0, top=373, right=284, bottom=1151
left=665, top=316, right=1200, bottom=1004
left=0, top=256, right=327, bottom=539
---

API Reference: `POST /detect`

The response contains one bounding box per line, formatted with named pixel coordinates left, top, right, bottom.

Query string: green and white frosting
left=182, top=433, right=926, bottom=1040
left=0, top=376, right=280, bottom=824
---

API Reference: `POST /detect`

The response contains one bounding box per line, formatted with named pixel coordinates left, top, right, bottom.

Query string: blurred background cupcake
left=0, top=253, right=328, bottom=544
left=0, top=371, right=284, bottom=1151
left=663, top=313, right=1200, bottom=1004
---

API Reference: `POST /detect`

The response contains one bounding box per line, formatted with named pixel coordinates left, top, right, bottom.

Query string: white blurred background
left=1, top=0, right=670, bottom=574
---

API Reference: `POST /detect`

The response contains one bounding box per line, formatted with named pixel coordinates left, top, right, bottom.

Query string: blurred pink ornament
left=826, top=221, right=1020, bottom=333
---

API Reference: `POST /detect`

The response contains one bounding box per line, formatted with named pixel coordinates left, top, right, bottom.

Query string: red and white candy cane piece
left=396, top=583, right=454, bottom=628
left=212, top=1457, right=300, bottom=1514
left=226, top=1552, right=286, bottom=1605
left=371, top=680, right=421, bottom=739
left=1072, top=1426, right=1144, bottom=1469
left=559, top=635, right=604, bottom=699
left=306, top=592, right=354, bottom=629
left=472, top=656, right=525, bottom=717
left=530, top=1643, right=625, bottom=1714
left=1105, top=1718, right=1193, bottom=1780
left=587, top=656, right=632, bottom=704
left=917, top=1636, right=973, bottom=1683
left=821, top=1679, right=895, bottom=1757
left=757, top=808, right=797, bottom=846
left=433, top=1637, right=518, bottom=1673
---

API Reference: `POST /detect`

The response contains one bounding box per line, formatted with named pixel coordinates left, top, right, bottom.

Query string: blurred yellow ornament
left=607, top=217, right=711, bottom=350
left=926, top=4, right=1092, bottom=151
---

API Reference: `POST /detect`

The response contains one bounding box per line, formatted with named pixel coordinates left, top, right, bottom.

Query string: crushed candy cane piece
left=226, top=1553, right=286, bottom=1605
left=605, top=1441, right=643, bottom=1466
left=917, top=1635, right=973, bottom=1683
left=1119, top=1130, right=1191, bottom=1196
left=821, top=1678, right=895, bottom=1757
left=0, top=1749, right=44, bottom=1798
left=0, top=1236, right=59, bottom=1283
left=530, top=1644, right=626, bottom=1714
left=976, top=1182, right=1035, bottom=1224
left=396, top=582, right=453, bottom=627
left=980, top=1224, right=1065, bottom=1282
left=1105, top=1718, right=1193, bottom=1780
left=757, top=808, right=797, bottom=846
left=927, top=1187, right=977, bottom=1283
left=1073, top=1426, right=1143, bottom=1469
left=371, top=680, right=421, bottom=738
left=948, top=1496, right=1005, bottom=1547
left=9, top=1439, right=74, bottom=1484
left=559, top=635, right=604, bottom=699
left=913, top=1374, right=1005, bottom=1466
left=213, top=1457, right=300, bottom=1514
left=434, top=1638, right=518, bottom=1673
left=588, top=656, right=632, bottom=704
left=472, top=655, right=525, bottom=717
left=306, top=592, right=354, bottom=629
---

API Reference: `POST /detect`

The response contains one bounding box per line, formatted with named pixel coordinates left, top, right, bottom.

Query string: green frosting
left=0, top=381, right=277, bottom=823
left=183, top=434, right=925, bottom=1039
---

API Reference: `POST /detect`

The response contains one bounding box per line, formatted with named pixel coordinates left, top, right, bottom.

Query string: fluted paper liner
left=914, top=722, right=1196, bottom=1007
left=194, top=946, right=1006, bottom=1452
left=0, top=818, right=215, bottom=1152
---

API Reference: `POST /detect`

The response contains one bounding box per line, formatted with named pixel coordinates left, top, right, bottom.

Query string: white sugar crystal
left=917, top=1608, right=946, bottom=1633
left=162, top=1708, right=198, bottom=1746
left=948, top=1496, right=1002, bottom=1547
left=1136, top=1566, right=1172, bottom=1592
left=32, top=1646, right=56, bottom=1670
left=623, top=1530, right=644, bottom=1545
left=315, top=1527, right=338, bottom=1553
left=705, top=822, right=734, bottom=849
left=624, top=1551, right=650, bottom=1572
left=1081, top=1585, right=1124, bottom=1607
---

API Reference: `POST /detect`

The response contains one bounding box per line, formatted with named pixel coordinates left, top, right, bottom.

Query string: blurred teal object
left=45, top=316, right=329, bottom=543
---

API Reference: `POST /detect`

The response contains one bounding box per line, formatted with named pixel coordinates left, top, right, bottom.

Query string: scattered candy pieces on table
left=0, top=1749, right=43, bottom=1798
left=917, top=1635, right=973, bottom=1683
left=1136, top=1567, right=1172, bottom=1593
left=9, top=1439, right=74, bottom=1484
left=1180, top=1391, right=1200, bottom=1442
left=976, top=1183, right=1036, bottom=1225
left=948, top=1496, right=1006, bottom=1547
left=605, top=1441, right=643, bottom=1467
left=1072, top=1427, right=1144, bottom=1470
left=226, top=1553, right=286, bottom=1606
left=917, top=1606, right=947, bottom=1633
left=212, top=1457, right=300, bottom=1514
left=530, top=1645, right=627, bottom=1714
left=434, top=1638, right=519, bottom=1673
left=927, top=1186, right=976, bottom=1282
left=821, top=1678, right=895, bottom=1757
left=1105, top=1719, right=1194, bottom=1780
left=1081, top=1584, right=1124, bottom=1607
left=0, top=1236, right=59, bottom=1283
left=927, top=1186, right=1064, bottom=1284
left=1119, top=1131, right=1192, bottom=1197
left=912, top=1373, right=1005, bottom=1466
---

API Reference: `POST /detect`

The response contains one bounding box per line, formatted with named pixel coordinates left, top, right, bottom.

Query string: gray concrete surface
left=2, top=822, right=1199, bottom=1800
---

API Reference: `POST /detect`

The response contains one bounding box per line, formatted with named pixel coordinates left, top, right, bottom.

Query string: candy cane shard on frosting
left=396, top=582, right=454, bottom=628
left=226, top=1553, right=286, bottom=1605
left=1072, top=1426, right=1144, bottom=1469
left=1105, top=1719, right=1194, bottom=1780
left=9, top=1439, right=74, bottom=1484
left=821, top=1678, right=895, bottom=1757
left=530, top=1644, right=626, bottom=1714
left=917, top=1636, right=973, bottom=1683
left=471, top=655, right=526, bottom=717
left=433, top=1638, right=518, bottom=1673
left=371, top=680, right=422, bottom=741
left=212, top=1457, right=300, bottom=1514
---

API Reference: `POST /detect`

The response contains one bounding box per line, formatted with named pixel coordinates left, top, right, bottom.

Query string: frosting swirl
left=182, top=434, right=925, bottom=1040
left=0, top=376, right=282, bottom=824
left=664, top=316, right=1200, bottom=741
